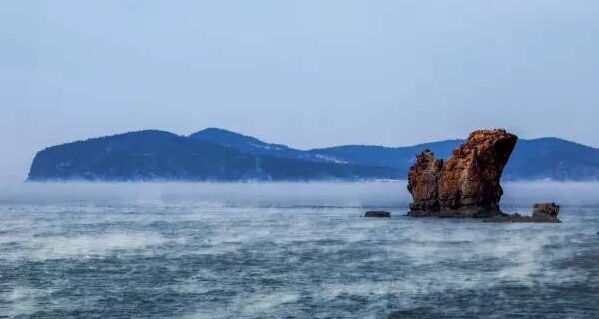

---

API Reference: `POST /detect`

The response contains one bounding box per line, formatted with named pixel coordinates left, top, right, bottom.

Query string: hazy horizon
left=2, top=1, right=598, bottom=180
left=3, top=180, right=599, bottom=208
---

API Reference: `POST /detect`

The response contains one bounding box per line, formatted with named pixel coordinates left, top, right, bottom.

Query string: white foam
left=241, top=291, right=300, bottom=314
left=0, top=286, right=52, bottom=317
left=23, top=232, right=166, bottom=260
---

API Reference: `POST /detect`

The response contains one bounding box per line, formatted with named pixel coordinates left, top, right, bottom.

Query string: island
left=26, top=127, right=599, bottom=182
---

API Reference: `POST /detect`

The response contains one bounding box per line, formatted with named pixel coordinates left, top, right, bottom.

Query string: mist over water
left=1, top=180, right=599, bottom=208
left=0, top=181, right=408, bottom=208
left=1, top=182, right=598, bottom=318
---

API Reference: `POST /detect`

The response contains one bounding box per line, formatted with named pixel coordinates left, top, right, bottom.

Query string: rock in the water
left=364, top=211, right=391, bottom=218
left=408, top=129, right=518, bottom=218
left=532, top=202, right=560, bottom=219
left=406, top=150, right=443, bottom=215
left=484, top=202, right=561, bottom=223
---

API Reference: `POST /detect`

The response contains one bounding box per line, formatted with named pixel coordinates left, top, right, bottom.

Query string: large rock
left=408, top=129, right=518, bottom=218
left=406, top=150, right=443, bottom=215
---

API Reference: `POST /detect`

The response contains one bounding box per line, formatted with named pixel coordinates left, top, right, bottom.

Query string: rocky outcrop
left=484, top=203, right=561, bottom=223
left=532, top=203, right=560, bottom=220
left=408, top=129, right=518, bottom=218
left=364, top=211, right=391, bottom=218
left=406, top=150, right=443, bottom=215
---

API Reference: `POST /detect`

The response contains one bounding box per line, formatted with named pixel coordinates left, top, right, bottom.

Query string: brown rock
left=408, top=129, right=518, bottom=218
left=484, top=203, right=561, bottom=223
left=406, top=150, right=443, bottom=215
left=532, top=202, right=560, bottom=220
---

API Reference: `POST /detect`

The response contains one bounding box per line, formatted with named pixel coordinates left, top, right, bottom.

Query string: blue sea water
left=0, top=182, right=598, bottom=318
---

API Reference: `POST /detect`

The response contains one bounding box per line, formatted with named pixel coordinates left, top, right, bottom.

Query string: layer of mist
left=1, top=181, right=599, bottom=209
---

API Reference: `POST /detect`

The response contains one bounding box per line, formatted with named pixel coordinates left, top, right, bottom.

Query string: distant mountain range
left=28, top=128, right=599, bottom=181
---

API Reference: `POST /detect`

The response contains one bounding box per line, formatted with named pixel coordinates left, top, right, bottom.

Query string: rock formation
left=484, top=202, right=561, bottom=223
left=406, top=150, right=443, bottom=215
left=532, top=202, right=560, bottom=220
left=408, top=129, right=518, bottom=217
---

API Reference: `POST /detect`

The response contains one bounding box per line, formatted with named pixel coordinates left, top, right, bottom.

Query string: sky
left=1, top=0, right=598, bottom=180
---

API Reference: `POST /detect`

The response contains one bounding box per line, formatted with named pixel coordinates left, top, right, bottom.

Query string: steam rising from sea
left=0, top=181, right=598, bottom=317
left=2, top=180, right=599, bottom=208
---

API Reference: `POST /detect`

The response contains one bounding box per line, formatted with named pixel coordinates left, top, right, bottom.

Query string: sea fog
left=1, top=180, right=599, bottom=208
left=0, top=181, right=598, bottom=318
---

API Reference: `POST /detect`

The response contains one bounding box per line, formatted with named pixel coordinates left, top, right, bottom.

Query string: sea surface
left=0, top=181, right=598, bottom=318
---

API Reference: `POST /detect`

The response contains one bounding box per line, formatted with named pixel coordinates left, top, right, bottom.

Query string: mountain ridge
left=28, top=128, right=599, bottom=181
left=28, top=129, right=397, bottom=181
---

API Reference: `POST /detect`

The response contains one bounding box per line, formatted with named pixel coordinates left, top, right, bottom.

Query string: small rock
left=484, top=203, right=561, bottom=223
left=532, top=202, right=560, bottom=219
left=364, top=211, right=391, bottom=218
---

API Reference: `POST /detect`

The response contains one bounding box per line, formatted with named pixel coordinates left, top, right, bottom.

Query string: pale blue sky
left=1, top=0, right=598, bottom=180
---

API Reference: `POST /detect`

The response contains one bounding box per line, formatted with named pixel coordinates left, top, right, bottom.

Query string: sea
left=0, top=181, right=598, bottom=318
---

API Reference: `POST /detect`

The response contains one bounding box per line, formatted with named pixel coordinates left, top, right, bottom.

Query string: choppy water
left=0, top=182, right=598, bottom=318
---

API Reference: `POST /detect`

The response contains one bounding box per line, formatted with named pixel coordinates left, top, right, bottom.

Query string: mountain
left=503, top=138, right=599, bottom=180
left=310, top=138, right=599, bottom=181
left=309, top=140, right=463, bottom=170
left=190, top=129, right=462, bottom=168
left=28, top=128, right=599, bottom=181
left=190, top=128, right=330, bottom=163
left=188, top=128, right=599, bottom=181
left=28, top=130, right=397, bottom=181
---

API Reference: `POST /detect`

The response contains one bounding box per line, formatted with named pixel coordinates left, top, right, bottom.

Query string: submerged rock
left=364, top=211, right=391, bottom=218
left=408, top=129, right=518, bottom=218
left=484, top=203, right=561, bottom=223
